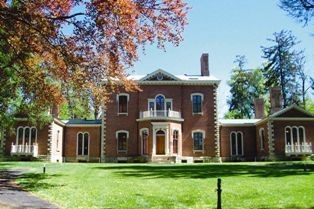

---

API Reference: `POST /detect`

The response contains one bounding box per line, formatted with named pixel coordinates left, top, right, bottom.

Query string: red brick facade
left=2, top=61, right=314, bottom=162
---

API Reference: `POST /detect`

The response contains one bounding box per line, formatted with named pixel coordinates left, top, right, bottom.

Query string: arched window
left=15, top=126, right=37, bottom=145
left=285, top=126, right=306, bottom=146
left=230, top=131, right=244, bottom=156
left=116, top=130, right=129, bottom=152
left=173, top=130, right=179, bottom=154
left=259, top=128, right=265, bottom=150
left=16, top=127, right=24, bottom=145
left=156, top=95, right=165, bottom=111
left=140, top=128, right=149, bottom=155
left=192, top=130, right=205, bottom=151
left=77, top=132, right=89, bottom=156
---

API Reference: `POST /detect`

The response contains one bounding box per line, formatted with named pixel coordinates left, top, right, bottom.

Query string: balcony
left=138, top=110, right=183, bottom=121
left=285, top=142, right=312, bottom=156
left=11, top=143, right=38, bottom=157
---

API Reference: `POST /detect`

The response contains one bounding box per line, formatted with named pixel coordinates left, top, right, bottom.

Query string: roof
left=62, top=119, right=102, bottom=125
left=219, top=119, right=260, bottom=127
left=269, top=104, right=314, bottom=118
left=128, top=69, right=220, bottom=85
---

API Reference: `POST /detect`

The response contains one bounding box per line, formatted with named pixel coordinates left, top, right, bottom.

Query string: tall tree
left=0, top=0, right=189, bottom=128
left=261, top=30, right=304, bottom=107
left=279, top=0, right=314, bottom=25
left=226, top=56, right=266, bottom=119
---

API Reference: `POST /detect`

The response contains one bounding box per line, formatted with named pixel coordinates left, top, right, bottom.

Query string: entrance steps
left=151, top=156, right=177, bottom=163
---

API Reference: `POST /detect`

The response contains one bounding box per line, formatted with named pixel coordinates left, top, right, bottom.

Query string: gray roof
left=62, top=119, right=102, bottom=125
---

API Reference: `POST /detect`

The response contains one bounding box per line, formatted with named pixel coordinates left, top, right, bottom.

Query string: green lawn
left=0, top=161, right=313, bottom=209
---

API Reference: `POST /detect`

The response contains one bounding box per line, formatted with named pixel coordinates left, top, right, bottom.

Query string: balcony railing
left=139, top=110, right=182, bottom=119
left=285, top=142, right=312, bottom=155
left=11, top=143, right=38, bottom=157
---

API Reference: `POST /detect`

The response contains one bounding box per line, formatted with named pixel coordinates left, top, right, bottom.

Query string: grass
left=0, top=161, right=314, bottom=209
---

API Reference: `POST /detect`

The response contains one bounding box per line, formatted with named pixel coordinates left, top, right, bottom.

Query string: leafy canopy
left=0, top=0, right=189, bottom=126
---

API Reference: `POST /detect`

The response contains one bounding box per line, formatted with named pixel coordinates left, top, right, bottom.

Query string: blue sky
left=130, top=0, right=314, bottom=117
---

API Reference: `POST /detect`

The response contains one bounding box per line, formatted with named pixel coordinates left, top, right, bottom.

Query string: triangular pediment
left=140, top=69, right=181, bottom=82
left=270, top=104, right=314, bottom=118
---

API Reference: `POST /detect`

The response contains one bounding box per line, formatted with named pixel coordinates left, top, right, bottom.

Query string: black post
left=43, top=164, right=46, bottom=174
left=217, top=178, right=222, bottom=209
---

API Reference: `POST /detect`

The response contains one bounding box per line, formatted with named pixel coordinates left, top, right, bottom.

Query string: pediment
left=270, top=105, right=314, bottom=118
left=140, top=69, right=180, bottom=82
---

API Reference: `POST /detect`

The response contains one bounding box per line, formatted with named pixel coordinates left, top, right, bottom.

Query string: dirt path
left=0, top=169, right=60, bottom=209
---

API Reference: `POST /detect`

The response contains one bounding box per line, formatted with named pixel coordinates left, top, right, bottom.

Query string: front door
left=156, top=130, right=165, bottom=155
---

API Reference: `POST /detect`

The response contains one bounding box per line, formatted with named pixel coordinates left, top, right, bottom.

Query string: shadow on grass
left=93, top=162, right=314, bottom=179
left=16, top=172, right=65, bottom=192
left=256, top=205, right=314, bottom=209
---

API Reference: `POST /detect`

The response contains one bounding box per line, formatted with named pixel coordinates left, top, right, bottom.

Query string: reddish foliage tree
left=0, top=0, right=188, bottom=121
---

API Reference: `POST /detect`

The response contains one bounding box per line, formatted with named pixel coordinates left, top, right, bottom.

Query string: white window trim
left=116, top=130, right=129, bottom=153
left=76, top=132, right=90, bottom=156
left=285, top=126, right=306, bottom=146
left=259, top=128, right=265, bottom=151
left=147, top=95, right=173, bottom=111
left=191, top=93, right=204, bottom=115
left=230, top=131, right=244, bottom=156
left=191, top=129, right=205, bottom=153
left=16, top=126, right=37, bottom=145
left=117, top=93, right=129, bottom=116
left=172, top=129, right=180, bottom=154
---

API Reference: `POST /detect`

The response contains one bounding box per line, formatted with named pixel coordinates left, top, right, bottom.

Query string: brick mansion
left=2, top=54, right=314, bottom=163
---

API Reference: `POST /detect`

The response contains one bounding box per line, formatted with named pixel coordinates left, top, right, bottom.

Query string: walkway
left=0, top=169, right=59, bottom=209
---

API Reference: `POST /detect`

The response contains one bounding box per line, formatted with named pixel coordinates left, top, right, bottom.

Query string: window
left=116, top=130, right=129, bottom=152
left=285, top=126, right=306, bottom=146
left=192, top=130, right=205, bottom=151
left=173, top=130, right=179, bottom=154
left=16, top=126, right=37, bottom=145
left=140, top=129, right=149, bottom=155
left=156, top=95, right=165, bottom=111
left=259, top=128, right=265, bottom=150
left=230, top=131, right=243, bottom=156
left=147, top=95, right=172, bottom=112
left=117, top=93, right=129, bottom=114
left=77, top=132, right=89, bottom=156
left=191, top=93, right=204, bottom=114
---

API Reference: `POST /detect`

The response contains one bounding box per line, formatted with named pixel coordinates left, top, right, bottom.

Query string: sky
left=129, top=0, right=314, bottom=118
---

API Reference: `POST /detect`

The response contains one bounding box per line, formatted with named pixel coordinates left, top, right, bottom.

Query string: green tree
left=226, top=56, right=266, bottom=119
left=0, top=0, right=189, bottom=129
left=279, top=0, right=314, bottom=25
left=261, top=30, right=305, bottom=107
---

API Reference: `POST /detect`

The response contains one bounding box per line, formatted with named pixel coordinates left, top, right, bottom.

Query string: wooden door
left=156, top=135, right=165, bottom=155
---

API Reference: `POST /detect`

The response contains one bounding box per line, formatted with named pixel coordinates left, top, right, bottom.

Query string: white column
left=152, top=129, right=156, bottom=155
left=165, top=128, right=169, bottom=155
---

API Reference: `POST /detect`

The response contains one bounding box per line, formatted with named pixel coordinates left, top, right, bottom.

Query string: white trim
left=285, top=126, right=306, bottom=146
left=270, top=104, right=314, bottom=118
left=139, top=69, right=181, bottom=82
left=16, top=126, right=37, bottom=146
left=117, top=93, right=129, bottom=115
left=192, top=129, right=205, bottom=153
left=271, top=118, right=314, bottom=121
left=116, top=130, right=129, bottom=153
left=191, top=93, right=204, bottom=115
left=76, top=132, right=90, bottom=157
left=172, top=129, right=179, bottom=155
left=230, top=131, right=244, bottom=156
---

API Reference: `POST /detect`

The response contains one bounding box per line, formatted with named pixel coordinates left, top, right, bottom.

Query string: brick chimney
left=50, top=104, right=59, bottom=118
left=270, top=87, right=282, bottom=114
left=200, top=53, right=209, bottom=76
left=254, top=98, right=264, bottom=119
